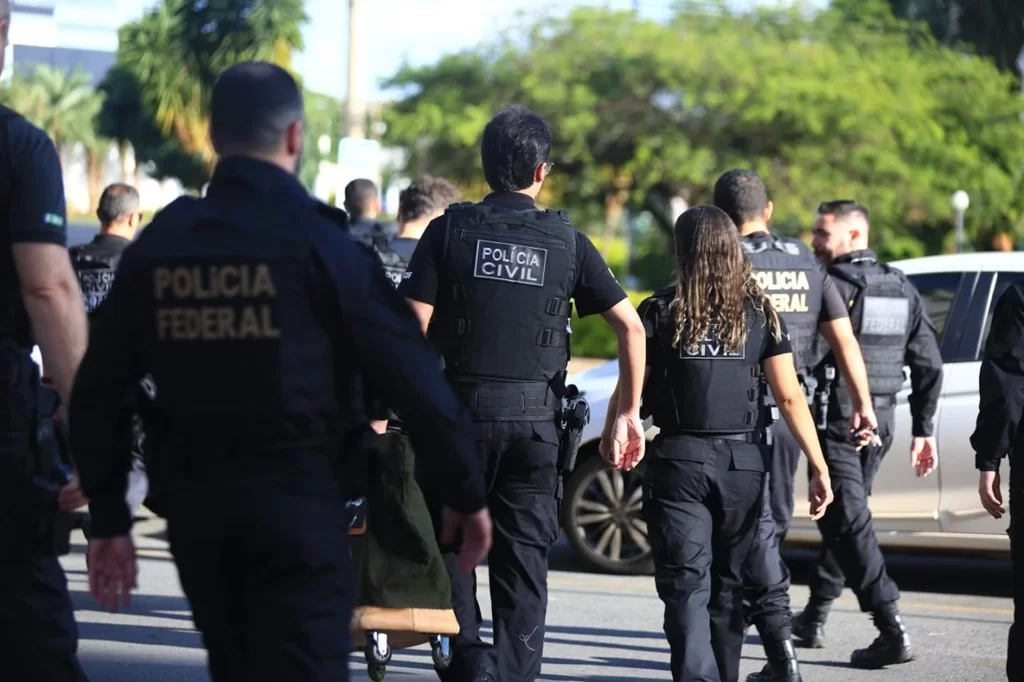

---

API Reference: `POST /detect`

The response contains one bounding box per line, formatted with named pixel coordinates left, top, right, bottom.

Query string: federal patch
left=679, top=331, right=745, bottom=360
left=861, top=296, right=909, bottom=336
left=473, top=239, right=547, bottom=287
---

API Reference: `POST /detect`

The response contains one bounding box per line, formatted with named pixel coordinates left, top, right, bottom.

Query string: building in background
left=4, top=0, right=139, bottom=85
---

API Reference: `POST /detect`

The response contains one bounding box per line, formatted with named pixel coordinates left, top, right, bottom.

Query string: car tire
left=561, top=450, right=654, bottom=575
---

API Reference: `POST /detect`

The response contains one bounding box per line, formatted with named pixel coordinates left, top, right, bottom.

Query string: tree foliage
left=114, top=0, right=307, bottom=178
left=382, top=3, right=1024, bottom=270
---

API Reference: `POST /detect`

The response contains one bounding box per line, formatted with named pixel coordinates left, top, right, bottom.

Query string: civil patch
left=678, top=330, right=745, bottom=360
left=861, top=296, right=909, bottom=336
left=76, top=269, right=116, bottom=313
left=473, top=239, right=547, bottom=287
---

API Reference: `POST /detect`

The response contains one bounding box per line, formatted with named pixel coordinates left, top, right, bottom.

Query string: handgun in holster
left=32, top=383, right=74, bottom=552
left=814, top=366, right=836, bottom=431
left=761, top=378, right=779, bottom=447
left=558, top=385, right=591, bottom=477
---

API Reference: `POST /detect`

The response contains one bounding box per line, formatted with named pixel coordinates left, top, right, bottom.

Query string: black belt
left=662, top=430, right=760, bottom=443
left=452, top=381, right=559, bottom=421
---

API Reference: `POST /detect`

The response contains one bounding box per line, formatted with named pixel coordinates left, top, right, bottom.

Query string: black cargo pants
left=743, top=472, right=792, bottom=642
left=420, top=419, right=561, bottom=682
left=643, top=433, right=765, bottom=682
left=767, top=415, right=802, bottom=544
left=164, top=452, right=353, bottom=682
left=808, top=406, right=900, bottom=615
left=0, top=350, right=88, bottom=682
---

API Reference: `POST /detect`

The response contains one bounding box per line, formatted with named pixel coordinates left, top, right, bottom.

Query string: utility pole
left=344, top=0, right=367, bottom=139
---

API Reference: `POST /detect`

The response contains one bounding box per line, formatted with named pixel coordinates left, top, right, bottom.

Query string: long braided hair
left=670, top=205, right=781, bottom=353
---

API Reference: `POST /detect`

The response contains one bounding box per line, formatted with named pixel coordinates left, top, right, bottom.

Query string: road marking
left=137, top=548, right=173, bottom=559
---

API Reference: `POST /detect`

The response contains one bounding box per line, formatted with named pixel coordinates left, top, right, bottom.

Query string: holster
left=557, top=385, right=590, bottom=478
left=0, top=344, right=73, bottom=553
left=813, top=366, right=836, bottom=431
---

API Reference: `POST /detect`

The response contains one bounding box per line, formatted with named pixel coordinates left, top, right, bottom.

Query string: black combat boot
left=791, top=599, right=829, bottom=649
left=746, top=638, right=802, bottom=682
left=850, top=608, right=913, bottom=669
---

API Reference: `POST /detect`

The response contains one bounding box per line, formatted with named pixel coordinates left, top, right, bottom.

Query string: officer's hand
left=910, top=436, right=937, bottom=478
left=441, top=507, right=492, bottom=573
left=978, top=471, right=1005, bottom=519
left=606, top=413, right=646, bottom=471
left=59, top=472, right=89, bottom=511
left=88, top=534, right=137, bottom=613
left=808, top=470, right=833, bottom=521
left=849, top=407, right=879, bottom=450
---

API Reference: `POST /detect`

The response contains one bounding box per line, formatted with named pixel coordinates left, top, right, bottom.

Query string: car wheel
left=561, top=451, right=654, bottom=575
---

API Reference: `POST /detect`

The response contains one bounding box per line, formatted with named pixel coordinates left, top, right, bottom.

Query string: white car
left=561, top=252, right=1020, bottom=574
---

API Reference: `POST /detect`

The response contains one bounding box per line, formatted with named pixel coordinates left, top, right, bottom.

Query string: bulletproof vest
left=741, top=234, right=821, bottom=374
left=644, top=290, right=768, bottom=434
left=828, top=260, right=910, bottom=406
left=0, top=106, right=33, bottom=348
left=70, top=247, right=122, bottom=315
left=348, top=219, right=395, bottom=248
left=372, top=235, right=418, bottom=289
left=431, top=202, right=577, bottom=386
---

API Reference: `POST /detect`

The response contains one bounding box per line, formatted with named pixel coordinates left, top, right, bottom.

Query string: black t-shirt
left=7, top=114, right=67, bottom=248
left=1, top=109, right=67, bottom=345
left=820, top=273, right=847, bottom=323
left=399, top=192, right=627, bottom=317
left=637, top=294, right=793, bottom=366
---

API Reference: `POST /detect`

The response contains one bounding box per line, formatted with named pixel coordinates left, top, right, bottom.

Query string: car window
left=906, top=272, right=961, bottom=343
left=979, top=272, right=1024, bottom=359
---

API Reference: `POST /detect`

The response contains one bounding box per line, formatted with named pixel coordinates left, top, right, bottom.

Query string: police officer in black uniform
left=373, top=174, right=461, bottom=289
left=345, top=178, right=396, bottom=247
left=621, top=205, right=832, bottom=682
left=399, top=104, right=647, bottom=682
left=0, top=2, right=91, bottom=677
left=793, top=199, right=943, bottom=669
left=712, top=170, right=877, bottom=682
left=971, top=279, right=1024, bottom=681
left=67, top=183, right=149, bottom=521
left=67, top=62, right=492, bottom=682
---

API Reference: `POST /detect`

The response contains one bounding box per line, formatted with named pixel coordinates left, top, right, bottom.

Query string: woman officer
left=600, top=205, right=834, bottom=682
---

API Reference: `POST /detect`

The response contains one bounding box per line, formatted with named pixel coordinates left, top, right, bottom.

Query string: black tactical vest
left=0, top=106, right=32, bottom=348
left=372, top=235, right=418, bottom=289
left=431, top=202, right=577, bottom=388
left=828, top=260, right=910, bottom=410
left=644, top=290, right=769, bottom=435
left=741, top=234, right=821, bottom=374
left=70, top=248, right=122, bottom=315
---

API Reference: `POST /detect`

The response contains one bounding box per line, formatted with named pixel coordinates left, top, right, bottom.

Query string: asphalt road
left=65, top=516, right=1011, bottom=682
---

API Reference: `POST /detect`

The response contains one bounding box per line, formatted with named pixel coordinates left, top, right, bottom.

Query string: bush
left=570, top=290, right=652, bottom=359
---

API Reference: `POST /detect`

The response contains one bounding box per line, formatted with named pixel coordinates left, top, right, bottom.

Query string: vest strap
left=537, top=328, right=568, bottom=348
left=545, top=298, right=572, bottom=317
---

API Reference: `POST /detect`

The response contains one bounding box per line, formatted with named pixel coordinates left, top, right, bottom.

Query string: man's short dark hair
left=344, top=179, right=379, bottom=219
left=97, top=183, right=140, bottom=226
left=713, top=169, right=769, bottom=228
left=480, top=105, right=552, bottom=193
left=818, top=199, right=870, bottom=223
left=397, top=175, right=461, bottom=224
left=210, top=61, right=303, bottom=156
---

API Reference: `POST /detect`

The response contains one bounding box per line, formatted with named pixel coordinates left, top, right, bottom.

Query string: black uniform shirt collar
left=206, top=156, right=311, bottom=208
left=834, top=248, right=878, bottom=266
left=90, top=233, right=130, bottom=247
left=482, top=191, right=537, bottom=210
left=743, top=230, right=772, bottom=243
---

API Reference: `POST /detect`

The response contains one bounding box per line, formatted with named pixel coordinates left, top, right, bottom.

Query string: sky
left=290, top=0, right=678, bottom=101
left=123, top=0, right=822, bottom=102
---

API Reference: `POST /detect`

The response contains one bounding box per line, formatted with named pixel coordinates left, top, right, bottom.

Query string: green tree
left=383, top=4, right=1024, bottom=271
left=117, top=0, right=306, bottom=175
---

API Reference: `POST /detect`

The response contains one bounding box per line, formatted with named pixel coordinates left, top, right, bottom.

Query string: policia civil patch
left=473, top=239, right=548, bottom=287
